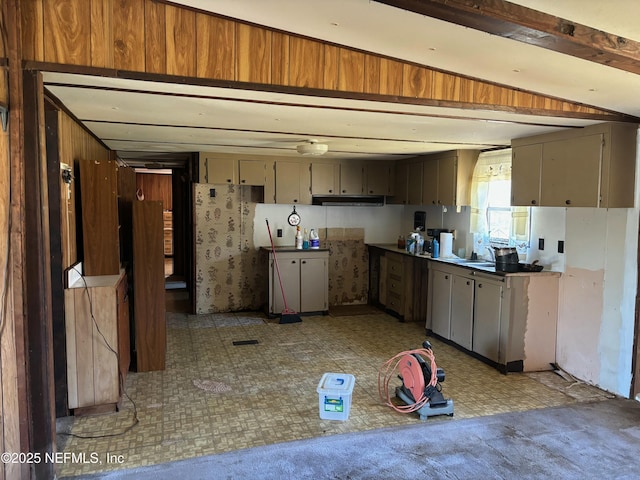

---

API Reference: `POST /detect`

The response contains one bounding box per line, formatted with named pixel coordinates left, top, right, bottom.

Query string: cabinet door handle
left=342, top=189, right=347, bottom=193
left=328, top=189, right=332, bottom=193
left=226, top=179, right=232, bottom=183
left=466, top=281, right=470, bottom=285
left=369, top=190, right=374, bottom=194
left=291, top=260, right=297, bottom=264
left=241, top=179, right=246, bottom=183
left=565, top=199, right=571, bottom=205
left=531, top=200, right=537, bottom=205
left=293, top=199, right=298, bottom=203
left=478, top=284, right=483, bottom=288
left=445, top=275, right=449, bottom=279
left=302, top=260, right=306, bottom=264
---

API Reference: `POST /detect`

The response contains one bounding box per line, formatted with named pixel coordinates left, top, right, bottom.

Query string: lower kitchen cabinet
left=268, top=249, right=329, bottom=315
left=450, top=273, right=474, bottom=350
left=382, top=252, right=418, bottom=321
left=472, top=276, right=503, bottom=363
left=427, top=261, right=560, bottom=372
left=429, top=269, right=452, bottom=338
left=64, top=270, right=129, bottom=412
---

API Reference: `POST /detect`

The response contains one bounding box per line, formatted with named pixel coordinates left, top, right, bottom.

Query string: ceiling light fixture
left=297, top=140, right=328, bottom=156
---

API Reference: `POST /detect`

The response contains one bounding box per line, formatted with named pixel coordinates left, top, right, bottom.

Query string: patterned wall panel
left=326, top=228, right=369, bottom=306
left=194, top=184, right=266, bottom=313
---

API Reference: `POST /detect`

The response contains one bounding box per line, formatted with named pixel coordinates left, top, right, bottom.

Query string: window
left=470, top=149, right=530, bottom=257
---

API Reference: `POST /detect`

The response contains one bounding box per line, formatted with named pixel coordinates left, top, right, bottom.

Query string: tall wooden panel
left=338, top=48, right=365, bottom=92
left=364, top=55, right=381, bottom=94
left=403, top=65, right=433, bottom=98
left=133, top=201, right=166, bottom=372
left=21, top=0, right=45, bottom=61
left=79, top=159, right=120, bottom=276
left=145, top=0, right=166, bottom=74
left=166, top=5, right=196, bottom=77
left=113, top=0, right=145, bottom=71
left=323, top=45, right=339, bottom=90
left=271, top=32, right=290, bottom=86
left=90, top=0, right=114, bottom=68
left=43, top=0, right=91, bottom=65
left=290, top=37, right=324, bottom=88
left=379, top=58, right=403, bottom=96
left=196, top=14, right=235, bottom=80
left=236, top=24, right=271, bottom=83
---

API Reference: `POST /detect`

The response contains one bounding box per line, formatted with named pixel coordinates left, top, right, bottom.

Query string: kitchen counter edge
left=367, top=244, right=561, bottom=278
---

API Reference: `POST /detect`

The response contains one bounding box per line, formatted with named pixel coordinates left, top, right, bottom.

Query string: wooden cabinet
left=365, top=161, right=393, bottom=195
left=79, top=159, right=120, bottom=276
left=311, top=162, right=340, bottom=195
left=450, top=273, right=474, bottom=350
left=340, top=162, right=364, bottom=194
left=133, top=201, right=166, bottom=372
left=511, top=122, right=637, bottom=208
left=275, top=161, right=311, bottom=204
left=473, top=275, right=503, bottom=363
left=390, top=162, right=408, bottom=204
left=511, top=143, right=542, bottom=206
left=420, top=150, right=479, bottom=206
left=429, top=269, right=452, bottom=339
left=407, top=161, right=423, bottom=205
left=385, top=253, right=405, bottom=317
left=268, top=249, right=329, bottom=315
left=199, top=155, right=237, bottom=184
left=239, top=159, right=266, bottom=186
left=64, top=270, right=129, bottom=411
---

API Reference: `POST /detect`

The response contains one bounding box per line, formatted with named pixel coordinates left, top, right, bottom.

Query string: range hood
left=312, top=195, right=385, bottom=206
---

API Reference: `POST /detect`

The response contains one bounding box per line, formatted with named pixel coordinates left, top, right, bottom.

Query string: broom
left=266, top=219, right=302, bottom=324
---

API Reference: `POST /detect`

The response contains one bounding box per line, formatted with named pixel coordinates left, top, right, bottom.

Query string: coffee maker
left=424, top=228, right=451, bottom=255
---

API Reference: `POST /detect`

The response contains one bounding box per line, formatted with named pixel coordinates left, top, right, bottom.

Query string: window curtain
left=470, top=149, right=530, bottom=255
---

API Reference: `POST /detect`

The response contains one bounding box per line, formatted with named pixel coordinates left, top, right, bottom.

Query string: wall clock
left=287, top=206, right=301, bottom=226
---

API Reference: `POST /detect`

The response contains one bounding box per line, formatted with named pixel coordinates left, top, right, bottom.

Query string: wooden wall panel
left=323, top=44, right=339, bottom=90
left=290, top=37, right=327, bottom=89
left=90, top=0, right=113, bottom=68
left=136, top=172, right=172, bottom=210
left=403, top=64, right=432, bottom=98
left=165, top=4, right=196, bottom=77
left=43, top=0, right=91, bottom=64
left=113, top=0, right=145, bottom=71
left=236, top=24, right=271, bottom=83
left=145, top=0, right=167, bottom=74
left=271, top=32, right=290, bottom=86
left=196, top=14, right=235, bottom=80
left=364, top=55, right=381, bottom=94
left=21, top=0, right=45, bottom=61
left=133, top=201, right=166, bottom=372
left=338, top=48, right=365, bottom=92
left=379, top=58, right=403, bottom=96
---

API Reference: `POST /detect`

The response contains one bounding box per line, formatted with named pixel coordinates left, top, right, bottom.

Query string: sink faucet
left=485, top=246, right=495, bottom=262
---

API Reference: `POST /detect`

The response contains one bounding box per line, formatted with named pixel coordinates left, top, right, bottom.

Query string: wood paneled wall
left=136, top=172, right=172, bottom=211
left=57, top=110, right=110, bottom=270
left=21, top=0, right=612, bottom=118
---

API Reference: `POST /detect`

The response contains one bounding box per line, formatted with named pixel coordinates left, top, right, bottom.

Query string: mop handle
left=265, top=219, right=290, bottom=311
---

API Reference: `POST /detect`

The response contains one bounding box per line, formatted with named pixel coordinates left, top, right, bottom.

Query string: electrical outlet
left=277, top=229, right=283, bottom=238
left=209, top=188, right=216, bottom=198
left=538, top=238, right=545, bottom=250
left=558, top=240, right=564, bottom=253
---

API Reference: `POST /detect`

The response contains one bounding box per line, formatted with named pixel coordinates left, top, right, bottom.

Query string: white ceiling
left=42, top=0, right=640, bottom=166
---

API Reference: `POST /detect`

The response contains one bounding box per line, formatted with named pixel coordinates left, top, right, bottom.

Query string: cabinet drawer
left=386, top=290, right=404, bottom=313
left=387, top=257, right=404, bottom=276
left=387, top=277, right=404, bottom=296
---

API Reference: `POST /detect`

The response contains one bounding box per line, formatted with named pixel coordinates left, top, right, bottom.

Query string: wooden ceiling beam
left=375, top=0, right=640, bottom=75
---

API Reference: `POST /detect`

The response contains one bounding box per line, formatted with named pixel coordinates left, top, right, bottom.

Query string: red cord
left=378, top=348, right=439, bottom=413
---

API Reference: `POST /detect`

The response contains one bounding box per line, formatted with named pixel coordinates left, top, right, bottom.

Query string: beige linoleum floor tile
left=56, top=294, right=613, bottom=478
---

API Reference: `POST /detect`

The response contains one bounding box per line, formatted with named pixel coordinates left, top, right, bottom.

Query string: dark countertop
left=367, top=243, right=560, bottom=277
left=261, top=246, right=330, bottom=253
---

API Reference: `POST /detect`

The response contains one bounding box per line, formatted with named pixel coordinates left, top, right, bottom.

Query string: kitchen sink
left=443, top=258, right=495, bottom=267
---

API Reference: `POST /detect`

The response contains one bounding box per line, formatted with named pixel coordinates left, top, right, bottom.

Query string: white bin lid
left=317, top=373, right=355, bottom=394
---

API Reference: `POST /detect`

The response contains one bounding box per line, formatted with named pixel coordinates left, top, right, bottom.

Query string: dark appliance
left=413, top=211, right=426, bottom=231
left=494, top=247, right=519, bottom=272
left=424, top=228, right=450, bottom=255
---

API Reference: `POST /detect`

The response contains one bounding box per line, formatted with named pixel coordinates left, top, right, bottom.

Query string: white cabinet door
left=473, top=280, right=503, bottom=362
left=272, top=256, right=301, bottom=313
left=450, top=274, right=474, bottom=350
left=300, top=257, right=328, bottom=312
left=431, top=270, right=452, bottom=339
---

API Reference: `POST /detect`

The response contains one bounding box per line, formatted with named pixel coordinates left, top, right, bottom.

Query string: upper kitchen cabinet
left=511, top=144, right=542, bottom=206
left=199, top=155, right=237, bottom=184
left=340, top=161, right=364, bottom=195
left=239, top=159, right=266, bottom=186
left=407, top=161, right=423, bottom=205
left=511, top=122, right=638, bottom=208
left=389, top=162, right=408, bottom=204
left=364, top=161, right=395, bottom=196
left=311, top=161, right=340, bottom=195
left=275, top=160, right=312, bottom=204
left=420, top=150, right=479, bottom=206
left=79, top=159, right=120, bottom=276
